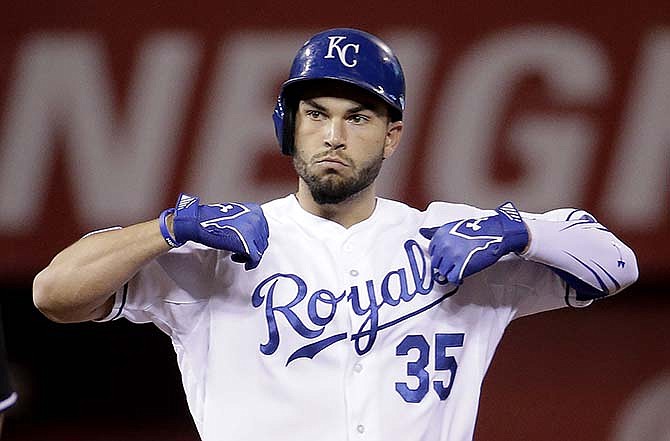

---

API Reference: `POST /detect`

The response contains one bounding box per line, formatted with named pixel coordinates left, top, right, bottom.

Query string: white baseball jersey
left=98, top=194, right=637, bottom=441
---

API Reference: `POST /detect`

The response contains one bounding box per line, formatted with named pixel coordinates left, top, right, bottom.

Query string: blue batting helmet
left=273, top=28, right=406, bottom=155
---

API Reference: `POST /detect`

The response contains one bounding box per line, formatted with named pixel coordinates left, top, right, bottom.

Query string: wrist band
left=159, top=208, right=185, bottom=248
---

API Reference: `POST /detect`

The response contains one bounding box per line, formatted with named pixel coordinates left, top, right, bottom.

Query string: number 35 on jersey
left=395, top=333, right=465, bottom=403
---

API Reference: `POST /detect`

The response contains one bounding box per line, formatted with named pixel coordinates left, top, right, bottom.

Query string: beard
left=293, top=149, right=384, bottom=205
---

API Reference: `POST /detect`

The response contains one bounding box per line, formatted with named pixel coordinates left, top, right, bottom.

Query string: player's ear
left=383, top=120, right=403, bottom=159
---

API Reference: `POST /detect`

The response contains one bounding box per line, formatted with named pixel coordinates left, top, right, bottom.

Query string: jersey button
left=357, top=424, right=365, bottom=434
left=349, top=269, right=359, bottom=277
left=353, top=363, right=363, bottom=373
left=344, top=243, right=353, bottom=252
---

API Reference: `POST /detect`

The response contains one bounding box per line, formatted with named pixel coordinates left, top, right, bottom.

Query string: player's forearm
left=520, top=217, right=638, bottom=297
left=33, top=219, right=171, bottom=323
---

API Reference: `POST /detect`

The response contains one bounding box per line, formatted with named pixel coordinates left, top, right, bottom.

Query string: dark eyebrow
left=346, top=104, right=370, bottom=114
left=303, top=99, right=328, bottom=112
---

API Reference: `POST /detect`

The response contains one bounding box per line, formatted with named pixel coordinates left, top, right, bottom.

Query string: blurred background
left=1, top=1, right=669, bottom=440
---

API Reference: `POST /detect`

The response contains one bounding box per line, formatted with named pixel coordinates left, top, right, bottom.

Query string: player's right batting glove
left=160, top=193, right=269, bottom=270
left=419, top=202, right=529, bottom=284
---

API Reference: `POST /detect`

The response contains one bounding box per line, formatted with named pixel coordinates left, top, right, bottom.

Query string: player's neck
left=295, top=182, right=377, bottom=228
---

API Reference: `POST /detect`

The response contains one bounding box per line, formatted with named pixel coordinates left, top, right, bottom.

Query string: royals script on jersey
left=98, top=194, right=635, bottom=441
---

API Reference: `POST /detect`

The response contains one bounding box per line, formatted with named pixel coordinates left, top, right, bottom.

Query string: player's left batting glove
left=419, top=202, right=529, bottom=284
left=160, top=193, right=269, bottom=270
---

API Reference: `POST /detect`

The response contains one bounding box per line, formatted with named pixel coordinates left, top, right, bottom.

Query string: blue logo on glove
left=200, top=203, right=251, bottom=224
left=172, top=193, right=269, bottom=270
left=419, top=202, right=528, bottom=284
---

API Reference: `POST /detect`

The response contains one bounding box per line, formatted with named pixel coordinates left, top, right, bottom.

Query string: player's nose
left=324, top=118, right=346, bottom=150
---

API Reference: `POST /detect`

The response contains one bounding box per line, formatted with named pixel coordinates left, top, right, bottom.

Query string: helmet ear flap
left=273, top=94, right=296, bottom=156
left=281, top=98, right=296, bottom=156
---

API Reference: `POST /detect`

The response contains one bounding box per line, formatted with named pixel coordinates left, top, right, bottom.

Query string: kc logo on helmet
left=324, top=36, right=360, bottom=67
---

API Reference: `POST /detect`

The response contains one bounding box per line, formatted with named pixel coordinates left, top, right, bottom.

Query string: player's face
left=292, top=92, right=403, bottom=205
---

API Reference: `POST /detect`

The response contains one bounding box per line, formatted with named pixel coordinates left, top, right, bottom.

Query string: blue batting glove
left=419, top=202, right=529, bottom=284
left=168, top=193, right=269, bottom=270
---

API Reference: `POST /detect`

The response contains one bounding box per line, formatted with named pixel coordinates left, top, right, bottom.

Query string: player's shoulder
left=367, top=197, right=422, bottom=227
left=260, top=194, right=299, bottom=219
left=423, top=200, right=595, bottom=223
left=375, top=197, right=421, bottom=214
left=423, top=200, right=494, bottom=222
left=519, top=207, right=597, bottom=222
left=260, top=194, right=293, bottom=209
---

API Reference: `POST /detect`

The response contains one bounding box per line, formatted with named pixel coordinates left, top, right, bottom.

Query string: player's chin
left=318, top=171, right=354, bottom=186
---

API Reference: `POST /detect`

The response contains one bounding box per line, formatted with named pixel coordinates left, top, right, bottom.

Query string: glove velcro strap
left=172, top=194, right=201, bottom=244
left=159, top=208, right=185, bottom=248
left=495, top=201, right=529, bottom=254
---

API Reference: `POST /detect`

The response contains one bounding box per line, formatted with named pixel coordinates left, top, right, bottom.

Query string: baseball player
left=0, top=309, right=17, bottom=438
left=33, top=28, right=638, bottom=441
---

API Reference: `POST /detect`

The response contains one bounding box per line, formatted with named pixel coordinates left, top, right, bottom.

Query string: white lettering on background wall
left=423, top=27, right=609, bottom=212
left=0, top=34, right=200, bottom=229
left=603, top=29, right=670, bottom=227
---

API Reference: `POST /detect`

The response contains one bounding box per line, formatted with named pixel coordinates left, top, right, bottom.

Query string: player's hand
left=419, top=202, right=529, bottom=284
left=170, top=193, right=269, bottom=270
